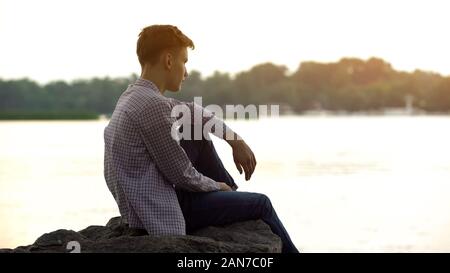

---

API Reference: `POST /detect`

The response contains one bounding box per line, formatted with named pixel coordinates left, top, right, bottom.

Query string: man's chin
left=167, top=88, right=181, bottom=93
left=171, top=85, right=182, bottom=92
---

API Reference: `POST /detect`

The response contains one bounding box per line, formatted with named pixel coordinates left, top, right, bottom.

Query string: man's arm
left=173, top=99, right=257, bottom=181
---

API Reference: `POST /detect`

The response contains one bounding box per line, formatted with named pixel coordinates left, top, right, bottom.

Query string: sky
left=0, top=0, right=449, bottom=84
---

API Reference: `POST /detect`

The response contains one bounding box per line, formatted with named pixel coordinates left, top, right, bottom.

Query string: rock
left=0, top=217, right=282, bottom=253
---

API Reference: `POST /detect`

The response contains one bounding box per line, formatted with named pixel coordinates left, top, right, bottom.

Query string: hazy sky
left=1, top=0, right=449, bottom=84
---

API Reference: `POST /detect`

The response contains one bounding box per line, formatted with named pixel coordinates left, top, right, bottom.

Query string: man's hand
left=217, top=182, right=233, bottom=192
left=228, top=139, right=257, bottom=181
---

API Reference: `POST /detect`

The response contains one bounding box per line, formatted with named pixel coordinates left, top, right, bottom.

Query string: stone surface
left=0, top=217, right=282, bottom=253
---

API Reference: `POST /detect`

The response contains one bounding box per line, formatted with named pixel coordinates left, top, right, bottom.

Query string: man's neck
left=140, top=69, right=166, bottom=95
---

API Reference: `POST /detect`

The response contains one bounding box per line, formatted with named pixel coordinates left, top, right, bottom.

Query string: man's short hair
left=137, top=25, right=195, bottom=67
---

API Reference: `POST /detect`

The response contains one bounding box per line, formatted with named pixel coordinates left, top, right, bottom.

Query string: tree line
left=1, top=57, right=449, bottom=117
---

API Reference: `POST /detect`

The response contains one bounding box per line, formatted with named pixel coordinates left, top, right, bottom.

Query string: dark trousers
left=177, top=137, right=300, bottom=253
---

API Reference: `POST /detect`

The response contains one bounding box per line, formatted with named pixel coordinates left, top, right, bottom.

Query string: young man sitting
left=103, top=24, right=299, bottom=253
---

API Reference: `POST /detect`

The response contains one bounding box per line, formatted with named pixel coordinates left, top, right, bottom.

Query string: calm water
left=1, top=116, right=450, bottom=252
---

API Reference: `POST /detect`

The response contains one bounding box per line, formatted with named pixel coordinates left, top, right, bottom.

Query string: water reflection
left=1, top=117, right=450, bottom=252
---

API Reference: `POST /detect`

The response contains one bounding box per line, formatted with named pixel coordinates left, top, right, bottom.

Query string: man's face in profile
left=167, top=47, right=189, bottom=92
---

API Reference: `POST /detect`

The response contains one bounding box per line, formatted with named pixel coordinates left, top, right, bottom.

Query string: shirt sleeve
left=128, top=102, right=220, bottom=192
left=168, top=97, right=238, bottom=141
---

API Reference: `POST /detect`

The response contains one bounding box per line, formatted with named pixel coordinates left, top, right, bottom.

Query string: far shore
left=0, top=112, right=101, bottom=120
left=1, top=110, right=450, bottom=121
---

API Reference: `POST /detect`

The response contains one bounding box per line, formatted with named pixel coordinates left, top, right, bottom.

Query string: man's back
left=104, top=79, right=186, bottom=235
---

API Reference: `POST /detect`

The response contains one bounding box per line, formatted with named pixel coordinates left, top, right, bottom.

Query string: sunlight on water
left=1, top=116, right=450, bottom=252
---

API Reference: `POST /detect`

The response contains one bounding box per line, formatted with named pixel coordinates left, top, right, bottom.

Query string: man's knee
left=255, top=193, right=273, bottom=215
left=201, top=137, right=216, bottom=152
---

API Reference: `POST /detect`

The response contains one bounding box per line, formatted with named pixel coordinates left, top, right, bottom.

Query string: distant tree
left=1, top=58, right=450, bottom=116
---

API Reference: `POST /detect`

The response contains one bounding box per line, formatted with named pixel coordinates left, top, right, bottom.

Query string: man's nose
left=184, top=70, right=188, bottom=79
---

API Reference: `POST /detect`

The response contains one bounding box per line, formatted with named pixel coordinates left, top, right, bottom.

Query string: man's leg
left=180, top=137, right=237, bottom=189
left=178, top=137, right=299, bottom=253
left=178, top=190, right=299, bottom=253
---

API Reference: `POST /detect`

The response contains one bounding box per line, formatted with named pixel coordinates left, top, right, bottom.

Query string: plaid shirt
left=104, top=78, right=234, bottom=235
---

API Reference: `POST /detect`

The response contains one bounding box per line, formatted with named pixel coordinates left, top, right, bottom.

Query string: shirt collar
left=133, top=78, right=161, bottom=94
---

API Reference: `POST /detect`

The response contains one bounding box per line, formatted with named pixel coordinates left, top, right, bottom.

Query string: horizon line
left=2, top=56, right=449, bottom=86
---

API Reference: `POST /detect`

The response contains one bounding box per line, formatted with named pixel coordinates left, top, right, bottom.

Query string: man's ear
left=163, top=51, right=173, bottom=71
